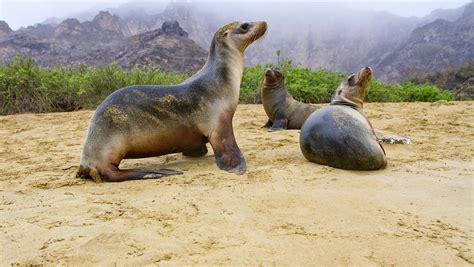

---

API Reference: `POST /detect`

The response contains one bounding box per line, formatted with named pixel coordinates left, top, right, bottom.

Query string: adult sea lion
left=77, top=21, right=267, bottom=182
left=299, top=67, right=387, bottom=170
left=261, top=67, right=318, bottom=131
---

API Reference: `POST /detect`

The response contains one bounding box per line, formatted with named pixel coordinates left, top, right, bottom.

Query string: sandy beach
left=0, top=102, right=472, bottom=265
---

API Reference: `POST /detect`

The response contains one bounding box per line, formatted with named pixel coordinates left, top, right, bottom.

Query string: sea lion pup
left=299, top=67, right=387, bottom=170
left=261, top=67, right=319, bottom=131
left=77, top=21, right=268, bottom=182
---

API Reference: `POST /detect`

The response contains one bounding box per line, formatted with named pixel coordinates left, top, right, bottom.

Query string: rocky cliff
left=0, top=21, right=13, bottom=39
left=376, top=2, right=474, bottom=83
left=1, top=2, right=472, bottom=81
left=0, top=17, right=206, bottom=72
left=116, top=21, right=207, bottom=72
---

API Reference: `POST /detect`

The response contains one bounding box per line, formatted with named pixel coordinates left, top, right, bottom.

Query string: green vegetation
left=241, top=58, right=346, bottom=103
left=0, top=55, right=454, bottom=115
left=240, top=58, right=454, bottom=104
left=0, top=55, right=186, bottom=114
left=367, top=80, right=454, bottom=102
left=408, top=62, right=474, bottom=100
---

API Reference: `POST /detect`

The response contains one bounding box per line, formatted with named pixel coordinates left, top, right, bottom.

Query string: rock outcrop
left=0, top=19, right=206, bottom=72
left=116, top=21, right=206, bottom=72
left=376, top=2, right=474, bottom=82
left=1, top=1, right=472, bottom=80
left=0, top=21, right=13, bottom=39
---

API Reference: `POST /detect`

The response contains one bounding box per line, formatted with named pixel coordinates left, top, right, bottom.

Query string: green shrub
left=0, top=55, right=186, bottom=114
left=0, top=55, right=54, bottom=114
left=240, top=64, right=269, bottom=103
left=240, top=59, right=345, bottom=104
left=242, top=59, right=453, bottom=104
left=0, top=54, right=454, bottom=115
left=367, top=80, right=454, bottom=102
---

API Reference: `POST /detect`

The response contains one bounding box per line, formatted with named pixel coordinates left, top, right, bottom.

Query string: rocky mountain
left=53, top=12, right=125, bottom=43
left=18, top=23, right=55, bottom=40
left=1, top=1, right=472, bottom=82
left=376, top=2, right=474, bottom=82
left=417, top=6, right=466, bottom=26
left=0, top=12, right=206, bottom=72
left=0, top=34, right=52, bottom=64
left=116, top=20, right=207, bottom=72
left=0, top=21, right=13, bottom=39
left=92, top=1, right=419, bottom=72
left=99, top=1, right=471, bottom=79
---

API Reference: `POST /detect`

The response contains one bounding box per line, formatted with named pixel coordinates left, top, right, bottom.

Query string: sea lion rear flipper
left=262, top=119, right=273, bottom=128
left=375, top=130, right=412, bottom=145
left=209, top=118, right=246, bottom=175
left=99, top=166, right=183, bottom=182
left=269, top=112, right=288, bottom=131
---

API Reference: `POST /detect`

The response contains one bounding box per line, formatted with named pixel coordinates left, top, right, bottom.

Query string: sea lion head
left=263, top=67, right=285, bottom=88
left=212, top=21, right=267, bottom=54
left=333, top=67, right=373, bottom=108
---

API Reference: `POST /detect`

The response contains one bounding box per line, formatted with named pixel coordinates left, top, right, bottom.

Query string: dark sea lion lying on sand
left=300, top=67, right=387, bottom=170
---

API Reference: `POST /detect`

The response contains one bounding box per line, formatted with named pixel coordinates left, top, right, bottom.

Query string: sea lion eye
left=240, top=23, right=250, bottom=32
left=348, top=74, right=355, bottom=85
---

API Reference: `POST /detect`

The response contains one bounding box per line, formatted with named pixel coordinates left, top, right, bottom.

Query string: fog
left=0, top=0, right=470, bottom=30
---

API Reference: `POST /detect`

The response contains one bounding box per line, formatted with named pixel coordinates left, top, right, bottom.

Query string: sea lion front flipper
left=209, top=118, right=246, bottom=175
left=262, top=119, right=273, bottom=128
left=182, top=145, right=208, bottom=157
left=269, top=112, right=288, bottom=132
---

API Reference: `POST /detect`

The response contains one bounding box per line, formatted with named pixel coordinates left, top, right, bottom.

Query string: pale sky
left=0, top=0, right=471, bottom=30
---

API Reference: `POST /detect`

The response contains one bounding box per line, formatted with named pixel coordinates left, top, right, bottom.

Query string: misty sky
left=0, top=0, right=471, bottom=30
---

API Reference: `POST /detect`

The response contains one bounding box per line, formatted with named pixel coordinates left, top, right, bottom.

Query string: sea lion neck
left=331, top=94, right=363, bottom=111
left=186, top=37, right=244, bottom=97
left=263, top=79, right=285, bottom=91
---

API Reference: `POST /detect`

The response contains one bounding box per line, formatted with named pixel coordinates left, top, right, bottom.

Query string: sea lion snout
left=365, top=66, right=373, bottom=74
left=358, top=67, right=373, bottom=83
left=265, top=68, right=275, bottom=77
left=246, top=21, right=267, bottom=45
left=263, top=67, right=284, bottom=85
left=251, top=21, right=268, bottom=38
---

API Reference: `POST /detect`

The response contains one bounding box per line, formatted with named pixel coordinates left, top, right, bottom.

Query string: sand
left=0, top=102, right=473, bottom=266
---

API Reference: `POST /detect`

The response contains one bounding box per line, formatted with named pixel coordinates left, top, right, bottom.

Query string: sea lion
left=263, top=67, right=410, bottom=144
left=261, top=67, right=318, bottom=131
left=299, top=67, right=387, bottom=170
left=77, top=21, right=267, bottom=182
